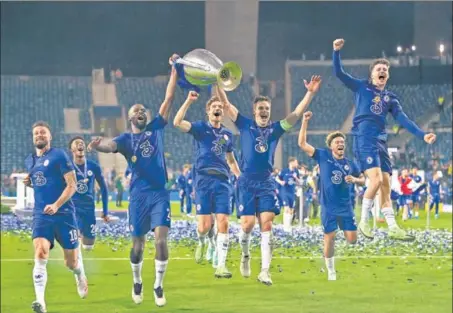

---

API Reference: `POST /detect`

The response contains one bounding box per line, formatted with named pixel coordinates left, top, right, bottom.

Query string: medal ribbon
left=73, top=159, right=88, bottom=180
left=130, top=132, right=145, bottom=163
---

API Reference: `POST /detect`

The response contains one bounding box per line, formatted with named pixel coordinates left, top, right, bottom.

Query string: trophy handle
left=174, top=58, right=217, bottom=74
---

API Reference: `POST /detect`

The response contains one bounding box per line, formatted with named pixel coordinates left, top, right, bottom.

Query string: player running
left=25, top=121, right=88, bottom=313
left=68, top=136, right=110, bottom=277
left=332, top=38, right=436, bottom=240
left=87, top=54, right=178, bottom=307
left=173, top=91, right=241, bottom=278
left=298, top=111, right=365, bottom=280
left=276, top=157, right=301, bottom=232
left=217, top=75, right=321, bottom=285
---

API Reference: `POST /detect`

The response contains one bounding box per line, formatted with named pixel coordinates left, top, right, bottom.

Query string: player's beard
left=132, top=116, right=147, bottom=130
left=34, top=139, right=48, bottom=150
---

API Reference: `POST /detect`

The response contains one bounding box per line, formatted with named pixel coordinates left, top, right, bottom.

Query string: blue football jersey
left=188, top=121, right=234, bottom=178
left=279, top=168, right=299, bottom=195
left=113, top=114, right=168, bottom=192
left=312, top=148, right=361, bottom=216
left=71, top=159, right=108, bottom=214
left=429, top=179, right=441, bottom=195
left=333, top=50, right=425, bottom=142
left=177, top=174, right=186, bottom=190
left=234, top=113, right=287, bottom=178
left=25, top=148, right=75, bottom=215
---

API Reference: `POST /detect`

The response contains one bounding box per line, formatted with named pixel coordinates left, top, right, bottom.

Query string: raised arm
left=390, top=100, right=436, bottom=144
left=216, top=85, right=239, bottom=122
left=159, top=54, right=180, bottom=121
left=87, top=137, right=118, bottom=153
left=298, top=111, right=316, bottom=157
left=173, top=91, right=199, bottom=133
left=95, top=167, right=109, bottom=218
left=282, top=75, right=322, bottom=127
left=332, top=39, right=362, bottom=92
left=226, top=152, right=241, bottom=178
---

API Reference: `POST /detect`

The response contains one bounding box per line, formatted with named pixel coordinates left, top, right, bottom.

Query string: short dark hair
left=369, top=58, right=390, bottom=73
left=325, top=131, right=346, bottom=147
left=32, top=121, right=51, bottom=132
left=253, top=95, right=271, bottom=110
left=68, top=136, right=85, bottom=150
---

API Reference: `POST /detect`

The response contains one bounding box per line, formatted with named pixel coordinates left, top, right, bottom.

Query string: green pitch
left=1, top=202, right=452, bottom=313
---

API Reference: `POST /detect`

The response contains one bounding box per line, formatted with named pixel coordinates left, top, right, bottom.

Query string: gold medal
left=131, top=155, right=137, bottom=163
left=83, top=178, right=89, bottom=183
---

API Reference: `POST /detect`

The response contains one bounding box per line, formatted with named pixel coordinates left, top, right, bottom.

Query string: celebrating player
left=428, top=171, right=443, bottom=219
left=217, top=75, right=321, bottom=285
left=25, top=121, right=88, bottom=313
left=68, top=136, right=110, bottom=264
left=87, top=55, right=178, bottom=307
left=298, top=111, right=365, bottom=280
left=332, top=38, right=436, bottom=240
left=173, top=91, right=241, bottom=278
left=276, top=157, right=301, bottom=232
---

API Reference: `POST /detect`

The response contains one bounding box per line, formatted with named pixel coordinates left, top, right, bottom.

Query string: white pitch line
left=0, top=255, right=451, bottom=262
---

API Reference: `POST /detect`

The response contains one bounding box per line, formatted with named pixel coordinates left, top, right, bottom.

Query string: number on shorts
left=69, top=229, right=78, bottom=243
left=90, top=224, right=96, bottom=235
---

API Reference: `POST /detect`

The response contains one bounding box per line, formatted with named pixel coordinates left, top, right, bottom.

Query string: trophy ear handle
left=217, top=62, right=243, bottom=91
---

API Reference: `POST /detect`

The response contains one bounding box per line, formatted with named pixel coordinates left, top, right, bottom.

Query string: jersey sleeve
left=146, top=114, right=167, bottom=131
left=389, top=98, right=425, bottom=140
left=311, top=148, right=325, bottom=163
left=93, top=162, right=109, bottom=215
left=25, top=154, right=34, bottom=172
left=272, top=121, right=287, bottom=139
left=332, top=50, right=363, bottom=92
left=234, top=113, right=252, bottom=130
left=188, top=121, right=204, bottom=140
left=351, top=161, right=361, bottom=177
left=58, top=150, right=75, bottom=176
left=112, top=133, right=129, bottom=155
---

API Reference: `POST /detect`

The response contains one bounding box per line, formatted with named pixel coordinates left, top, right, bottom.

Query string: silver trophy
left=174, top=49, right=242, bottom=91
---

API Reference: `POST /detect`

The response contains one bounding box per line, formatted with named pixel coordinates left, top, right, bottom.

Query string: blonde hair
left=325, top=131, right=346, bottom=148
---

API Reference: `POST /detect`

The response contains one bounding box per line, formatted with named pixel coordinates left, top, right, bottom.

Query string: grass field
left=1, top=202, right=452, bottom=313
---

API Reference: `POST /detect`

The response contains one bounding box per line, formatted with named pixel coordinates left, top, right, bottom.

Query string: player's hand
left=23, top=175, right=32, bottom=187
left=187, top=91, right=199, bottom=103
left=87, top=137, right=102, bottom=152
left=304, top=75, right=322, bottom=93
left=303, top=111, right=313, bottom=121
left=179, top=190, right=184, bottom=197
left=44, top=203, right=59, bottom=215
left=333, top=38, right=345, bottom=51
left=424, top=133, right=436, bottom=144
left=169, top=54, right=180, bottom=66
left=345, top=175, right=356, bottom=184
left=101, top=213, right=111, bottom=223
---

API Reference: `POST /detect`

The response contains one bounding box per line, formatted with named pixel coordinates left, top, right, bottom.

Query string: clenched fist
left=333, top=39, right=345, bottom=51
